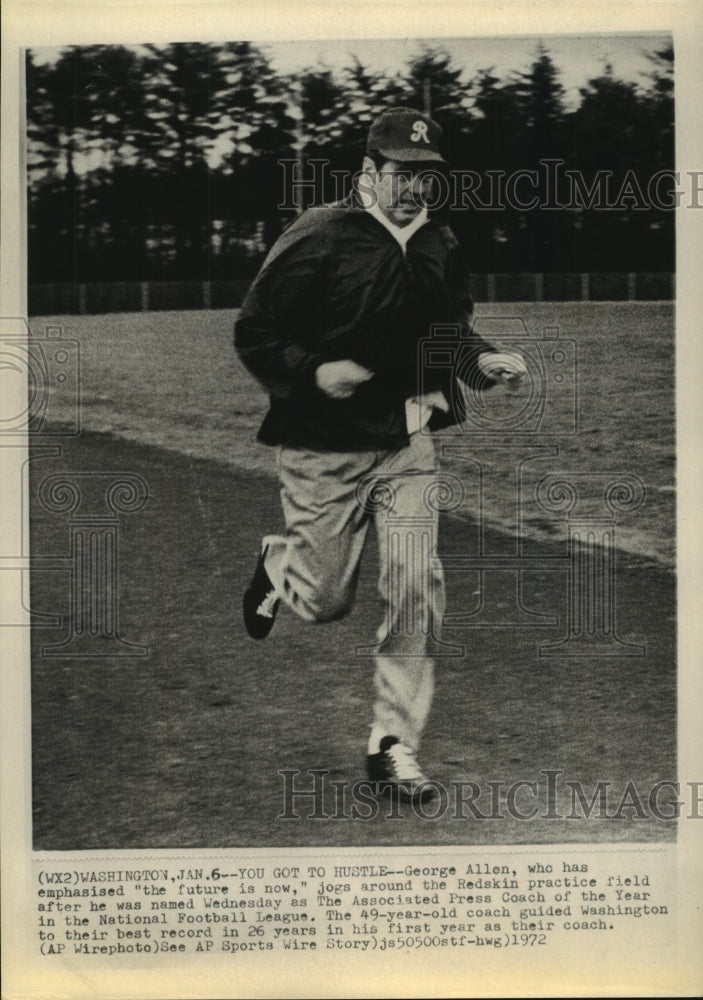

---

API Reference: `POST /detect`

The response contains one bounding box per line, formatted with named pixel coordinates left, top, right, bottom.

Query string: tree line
left=26, top=41, right=674, bottom=283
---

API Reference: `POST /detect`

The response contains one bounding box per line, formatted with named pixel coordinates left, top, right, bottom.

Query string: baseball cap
left=366, top=107, right=446, bottom=163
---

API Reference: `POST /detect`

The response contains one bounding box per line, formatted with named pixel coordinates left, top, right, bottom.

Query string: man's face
left=362, top=156, right=436, bottom=227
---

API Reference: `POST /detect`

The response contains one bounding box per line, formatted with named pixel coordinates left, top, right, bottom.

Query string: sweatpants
left=263, top=431, right=446, bottom=750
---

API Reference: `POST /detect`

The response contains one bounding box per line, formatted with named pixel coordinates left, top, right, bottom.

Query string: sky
left=31, top=32, right=672, bottom=110
left=261, top=34, right=672, bottom=108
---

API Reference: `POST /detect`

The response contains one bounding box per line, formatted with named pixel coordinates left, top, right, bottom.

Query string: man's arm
left=422, top=225, right=500, bottom=397
left=442, top=226, right=497, bottom=360
left=424, top=228, right=527, bottom=429
left=234, top=225, right=327, bottom=401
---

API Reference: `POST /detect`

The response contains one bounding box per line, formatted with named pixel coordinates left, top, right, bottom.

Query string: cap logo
left=410, top=120, right=430, bottom=144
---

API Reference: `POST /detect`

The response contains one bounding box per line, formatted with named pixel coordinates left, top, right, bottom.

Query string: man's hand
left=477, top=351, right=528, bottom=390
left=315, top=359, right=374, bottom=399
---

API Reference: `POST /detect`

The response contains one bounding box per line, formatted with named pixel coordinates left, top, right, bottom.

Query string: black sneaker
left=242, top=543, right=280, bottom=639
left=366, top=735, right=436, bottom=803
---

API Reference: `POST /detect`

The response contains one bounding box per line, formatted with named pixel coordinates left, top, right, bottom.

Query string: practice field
left=29, top=302, right=675, bottom=565
left=28, top=302, right=676, bottom=848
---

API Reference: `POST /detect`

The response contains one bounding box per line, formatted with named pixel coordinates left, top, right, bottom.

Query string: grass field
left=28, top=301, right=676, bottom=848
left=30, top=302, right=675, bottom=565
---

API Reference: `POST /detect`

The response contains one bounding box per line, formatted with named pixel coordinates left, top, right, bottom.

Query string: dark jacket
left=234, top=194, right=496, bottom=451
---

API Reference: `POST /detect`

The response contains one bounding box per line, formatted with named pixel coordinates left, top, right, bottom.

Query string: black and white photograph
left=2, top=1, right=702, bottom=997
left=25, top=30, right=677, bottom=849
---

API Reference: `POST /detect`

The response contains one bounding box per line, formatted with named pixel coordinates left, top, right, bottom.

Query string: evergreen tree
left=511, top=45, right=569, bottom=271
left=403, top=44, right=472, bottom=120
left=216, top=41, right=297, bottom=258
left=25, top=39, right=675, bottom=288
left=25, top=47, right=99, bottom=281
left=637, top=42, right=675, bottom=272
left=570, top=63, right=653, bottom=270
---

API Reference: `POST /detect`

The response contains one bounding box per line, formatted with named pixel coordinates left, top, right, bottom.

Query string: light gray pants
left=264, top=432, right=446, bottom=749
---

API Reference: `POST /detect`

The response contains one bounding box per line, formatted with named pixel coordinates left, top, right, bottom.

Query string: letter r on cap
left=411, top=121, right=430, bottom=144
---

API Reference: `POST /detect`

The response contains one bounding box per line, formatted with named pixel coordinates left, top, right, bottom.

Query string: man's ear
left=358, top=157, right=379, bottom=204
left=361, top=155, right=376, bottom=176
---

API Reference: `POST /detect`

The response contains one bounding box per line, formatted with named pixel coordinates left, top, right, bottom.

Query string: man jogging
left=234, top=107, right=525, bottom=802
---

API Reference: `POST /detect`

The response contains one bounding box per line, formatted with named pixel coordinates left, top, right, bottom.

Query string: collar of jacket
left=336, top=190, right=368, bottom=213
left=336, top=189, right=430, bottom=236
left=339, top=190, right=458, bottom=246
left=325, top=190, right=460, bottom=259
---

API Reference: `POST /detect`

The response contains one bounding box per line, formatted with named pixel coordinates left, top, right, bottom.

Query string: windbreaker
left=234, top=193, right=497, bottom=451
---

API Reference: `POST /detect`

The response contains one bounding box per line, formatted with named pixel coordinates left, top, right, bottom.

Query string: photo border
left=2, top=2, right=702, bottom=997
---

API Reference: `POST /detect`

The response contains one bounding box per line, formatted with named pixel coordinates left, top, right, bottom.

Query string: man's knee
left=305, top=590, right=353, bottom=624
left=282, top=543, right=359, bottom=623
